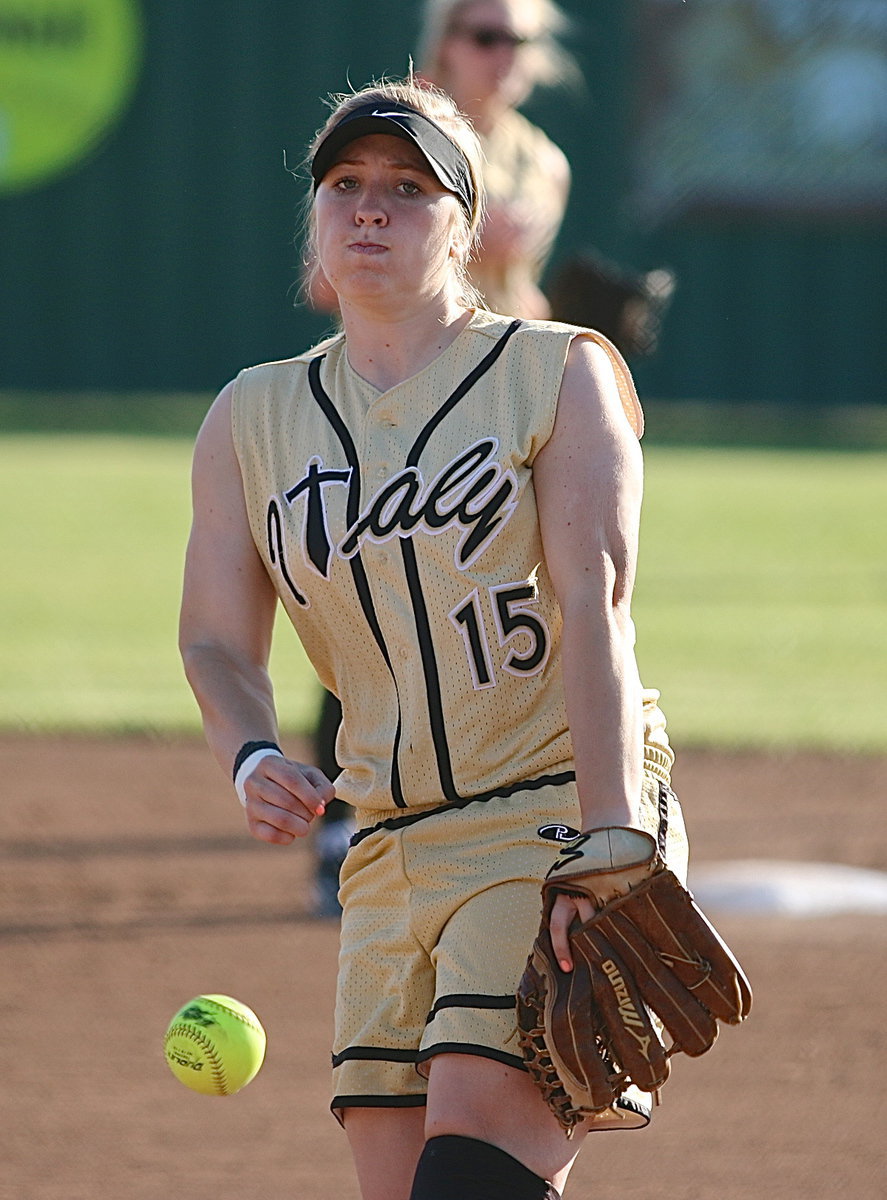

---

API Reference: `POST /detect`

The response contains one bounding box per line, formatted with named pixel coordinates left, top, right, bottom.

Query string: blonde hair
left=301, top=77, right=487, bottom=311
left=417, top=0, right=580, bottom=105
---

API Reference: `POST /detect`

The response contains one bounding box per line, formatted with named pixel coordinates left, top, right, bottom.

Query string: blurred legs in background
left=312, top=690, right=353, bottom=918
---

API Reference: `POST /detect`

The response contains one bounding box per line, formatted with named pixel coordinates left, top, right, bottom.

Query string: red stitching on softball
left=165, top=1024, right=229, bottom=1094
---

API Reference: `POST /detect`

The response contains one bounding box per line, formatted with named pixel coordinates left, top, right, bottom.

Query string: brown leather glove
left=517, top=828, right=752, bottom=1135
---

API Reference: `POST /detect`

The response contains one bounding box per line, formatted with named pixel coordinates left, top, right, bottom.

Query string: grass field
left=1, top=422, right=884, bottom=751
left=636, top=446, right=885, bottom=751
left=1, top=433, right=319, bottom=734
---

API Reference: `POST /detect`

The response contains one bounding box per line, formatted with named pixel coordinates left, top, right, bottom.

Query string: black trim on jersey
left=400, top=535, right=462, bottom=796
left=308, top=322, right=524, bottom=811
left=401, top=321, right=522, bottom=803
left=332, top=1045, right=419, bottom=1068
left=308, top=355, right=407, bottom=807
left=426, top=993, right=516, bottom=1024
left=407, top=319, right=522, bottom=464
left=267, top=498, right=307, bottom=606
left=349, top=769, right=576, bottom=846
left=415, top=1043, right=526, bottom=1072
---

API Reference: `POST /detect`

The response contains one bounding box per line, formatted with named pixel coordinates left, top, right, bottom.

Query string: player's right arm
left=178, top=382, right=334, bottom=843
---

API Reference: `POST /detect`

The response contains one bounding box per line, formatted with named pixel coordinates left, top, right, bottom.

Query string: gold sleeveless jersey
left=231, top=310, right=642, bottom=815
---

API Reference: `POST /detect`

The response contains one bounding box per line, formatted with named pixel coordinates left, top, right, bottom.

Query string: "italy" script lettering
left=281, top=438, right=519, bottom=577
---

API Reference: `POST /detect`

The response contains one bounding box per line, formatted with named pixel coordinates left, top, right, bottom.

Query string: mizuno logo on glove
left=602, top=959, right=653, bottom=1060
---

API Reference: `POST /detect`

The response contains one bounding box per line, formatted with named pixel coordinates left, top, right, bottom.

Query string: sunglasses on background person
left=450, top=25, right=532, bottom=50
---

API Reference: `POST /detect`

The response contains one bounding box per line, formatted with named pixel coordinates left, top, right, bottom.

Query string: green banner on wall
left=0, top=0, right=142, bottom=193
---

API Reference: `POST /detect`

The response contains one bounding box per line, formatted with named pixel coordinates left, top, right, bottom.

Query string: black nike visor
left=310, top=100, right=475, bottom=216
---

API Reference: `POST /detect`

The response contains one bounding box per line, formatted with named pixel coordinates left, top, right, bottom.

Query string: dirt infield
left=2, top=735, right=885, bottom=1200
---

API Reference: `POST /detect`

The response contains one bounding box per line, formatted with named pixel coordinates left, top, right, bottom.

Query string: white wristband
left=234, top=747, right=285, bottom=807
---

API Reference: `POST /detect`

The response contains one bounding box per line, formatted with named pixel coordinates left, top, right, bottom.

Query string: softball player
left=309, top=1, right=576, bottom=910
left=417, top=0, right=574, bottom=319
left=180, top=78, right=686, bottom=1200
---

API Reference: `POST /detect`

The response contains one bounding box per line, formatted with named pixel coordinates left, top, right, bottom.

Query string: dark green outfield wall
left=2, top=0, right=885, bottom=404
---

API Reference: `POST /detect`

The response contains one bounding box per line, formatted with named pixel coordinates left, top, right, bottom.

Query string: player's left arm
left=533, top=335, right=645, bottom=963
left=535, top=335, right=645, bottom=833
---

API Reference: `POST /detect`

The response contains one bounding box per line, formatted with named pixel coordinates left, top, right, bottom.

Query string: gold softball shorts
left=330, top=692, right=688, bottom=1119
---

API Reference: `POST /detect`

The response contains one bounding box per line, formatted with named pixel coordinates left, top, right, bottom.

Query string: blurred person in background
left=421, top=0, right=676, bottom=354
left=417, top=0, right=575, bottom=319
left=308, top=0, right=579, bottom=913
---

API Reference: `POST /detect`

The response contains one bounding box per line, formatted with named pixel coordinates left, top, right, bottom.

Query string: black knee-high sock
left=408, top=1134, right=561, bottom=1200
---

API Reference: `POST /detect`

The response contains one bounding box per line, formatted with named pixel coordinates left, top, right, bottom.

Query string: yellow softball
left=163, top=994, right=266, bottom=1096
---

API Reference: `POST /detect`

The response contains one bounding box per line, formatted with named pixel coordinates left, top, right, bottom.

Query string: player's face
left=314, top=134, right=464, bottom=313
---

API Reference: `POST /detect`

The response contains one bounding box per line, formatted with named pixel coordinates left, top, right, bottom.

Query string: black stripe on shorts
left=416, top=1043, right=526, bottom=1072
left=425, top=993, right=516, bottom=1025
left=331, top=1045, right=420, bottom=1068
left=331, top=1093, right=427, bottom=1111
